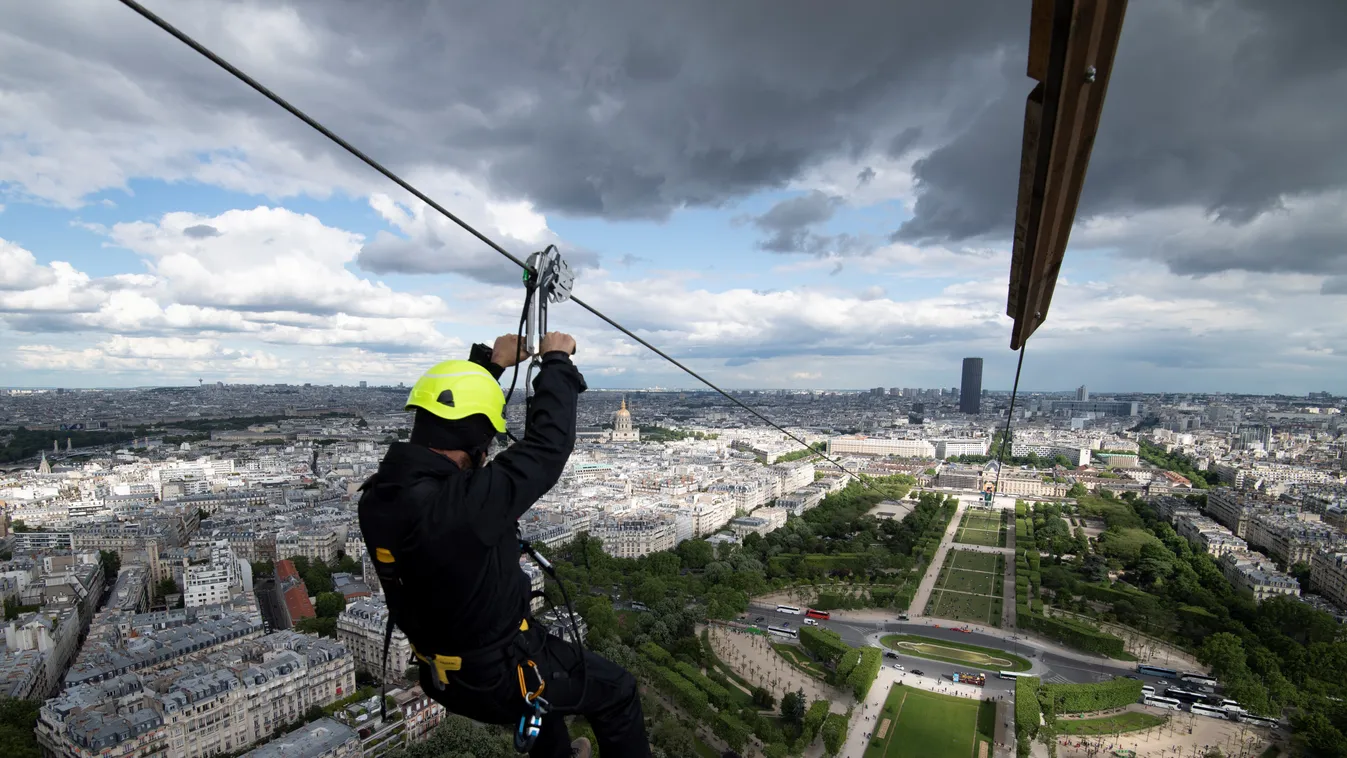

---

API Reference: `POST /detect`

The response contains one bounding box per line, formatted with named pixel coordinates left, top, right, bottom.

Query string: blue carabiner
left=514, top=700, right=546, bottom=752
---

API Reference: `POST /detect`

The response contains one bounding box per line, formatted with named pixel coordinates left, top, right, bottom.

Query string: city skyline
left=2, top=1, right=1345, bottom=395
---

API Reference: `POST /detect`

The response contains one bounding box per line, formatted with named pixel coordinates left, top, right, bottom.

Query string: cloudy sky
left=2, top=0, right=1344, bottom=394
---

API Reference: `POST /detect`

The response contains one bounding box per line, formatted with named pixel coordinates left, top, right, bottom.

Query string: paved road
left=744, top=603, right=1174, bottom=691
left=908, top=501, right=966, bottom=615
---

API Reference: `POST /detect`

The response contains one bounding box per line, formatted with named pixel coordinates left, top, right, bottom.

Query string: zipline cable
left=990, top=344, right=1027, bottom=500
left=115, top=0, right=874, bottom=487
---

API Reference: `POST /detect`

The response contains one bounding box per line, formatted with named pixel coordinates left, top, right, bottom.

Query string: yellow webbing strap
left=413, top=619, right=531, bottom=685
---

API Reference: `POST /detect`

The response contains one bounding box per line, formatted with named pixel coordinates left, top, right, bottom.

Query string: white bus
left=776, top=605, right=801, bottom=615
left=1191, top=703, right=1231, bottom=720
left=1181, top=672, right=1218, bottom=687
left=1238, top=714, right=1281, bottom=729
left=999, top=671, right=1028, bottom=680
left=767, top=625, right=798, bottom=638
left=1145, top=696, right=1182, bottom=711
left=1141, top=685, right=1156, bottom=698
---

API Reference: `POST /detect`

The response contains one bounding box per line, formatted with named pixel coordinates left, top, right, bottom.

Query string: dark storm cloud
left=748, top=191, right=867, bottom=256
left=894, top=0, right=1347, bottom=277
left=6, top=0, right=1025, bottom=216
left=753, top=190, right=842, bottom=253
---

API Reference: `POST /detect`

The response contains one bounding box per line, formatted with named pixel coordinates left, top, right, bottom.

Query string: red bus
left=805, top=609, right=829, bottom=621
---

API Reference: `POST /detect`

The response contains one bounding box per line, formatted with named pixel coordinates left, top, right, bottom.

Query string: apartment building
left=729, top=517, right=774, bottom=539
left=12, top=532, right=74, bottom=551
left=519, top=520, right=574, bottom=550
left=520, top=557, right=546, bottom=613
left=1244, top=511, right=1341, bottom=566
left=932, top=439, right=990, bottom=459
left=38, top=632, right=355, bottom=758
left=241, top=718, right=360, bottom=758
left=750, top=506, right=789, bottom=532
left=994, top=473, right=1069, bottom=499
left=183, top=540, right=241, bottom=608
left=1174, top=512, right=1249, bottom=558
left=388, top=685, right=446, bottom=745
left=276, top=529, right=339, bottom=563
left=1311, top=550, right=1347, bottom=610
left=0, top=608, right=81, bottom=699
left=707, top=481, right=771, bottom=513
left=589, top=513, right=677, bottom=559
left=773, top=461, right=816, bottom=493
left=938, top=465, right=985, bottom=491
left=685, top=494, right=733, bottom=535
left=1218, top=550, right=1301, bottom=602
left=336, top=599, right=411, bottom=682
left=776, top=488, right=824, bottom=516
left=64, top=607, right=266, bottom=687
left=1010, top=440, right=1092, bottom=466
left=827, top=436, right=936, bottom=458
left=1048, top=400, right=1140, bottom=417
left=1206, top=488, right=1257, bottom=538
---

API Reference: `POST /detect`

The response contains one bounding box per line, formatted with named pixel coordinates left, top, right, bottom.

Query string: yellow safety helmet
left=404, top=360, right=507, bottom=433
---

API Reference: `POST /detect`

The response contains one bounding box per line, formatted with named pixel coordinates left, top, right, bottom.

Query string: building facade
left=589, top=513, right=676, bottom=559
left=336, top=600, right=412, bottom=682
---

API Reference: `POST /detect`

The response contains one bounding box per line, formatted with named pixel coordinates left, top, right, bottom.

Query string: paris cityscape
left=3, top=0, right=1346, bottom=757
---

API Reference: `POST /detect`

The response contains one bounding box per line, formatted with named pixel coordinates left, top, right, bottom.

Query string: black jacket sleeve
left=462, top=351, right=586, bottom=544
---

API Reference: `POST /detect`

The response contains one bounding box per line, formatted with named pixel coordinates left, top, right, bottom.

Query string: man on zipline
left=358, top=332, right=650, bottom=758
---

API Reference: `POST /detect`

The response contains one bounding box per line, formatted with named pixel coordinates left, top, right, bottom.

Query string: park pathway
left=706, top=624, right=849, bottom=713
left=1003, top=509, right=1017, bottom=629
left=909, top=501, right=965, bottom=618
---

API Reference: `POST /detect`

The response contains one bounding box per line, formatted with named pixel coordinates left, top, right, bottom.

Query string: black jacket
left=357, top=351, right=586, bottom=656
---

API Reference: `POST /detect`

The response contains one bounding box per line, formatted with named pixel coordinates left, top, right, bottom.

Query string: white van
left=803, top=618, right=818, bottom=626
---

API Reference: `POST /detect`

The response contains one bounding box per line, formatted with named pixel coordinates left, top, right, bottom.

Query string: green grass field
left=951, top=550, right=1001, bottom=573
left=938, top=565, right=996, bottom=595
left=955, top=512, right=1005, bottom=547
left=864, top=684, right=989, bottom=758
left=927, top=550, right=1005, bottom=626
left=1057, top=711, right=1167, bottom=735
left=927, top=590, right=1003, bottom=627
left=880, top=634, right=1032, bottom=671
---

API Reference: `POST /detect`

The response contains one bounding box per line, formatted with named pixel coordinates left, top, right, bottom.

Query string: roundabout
left=881, top=634, right=1033, bottom=672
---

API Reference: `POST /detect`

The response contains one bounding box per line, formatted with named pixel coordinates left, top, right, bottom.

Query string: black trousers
left=420, top=624, right=650, bottom=758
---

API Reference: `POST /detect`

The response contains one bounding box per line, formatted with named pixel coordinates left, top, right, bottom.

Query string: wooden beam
left=1007, top=0, right=1128, bottom=349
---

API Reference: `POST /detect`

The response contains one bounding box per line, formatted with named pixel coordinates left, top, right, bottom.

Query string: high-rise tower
left=960, top=358, right=983, bottom=414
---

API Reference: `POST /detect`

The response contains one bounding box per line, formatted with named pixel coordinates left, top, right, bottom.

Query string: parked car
left=911, top=670, right=924, bottom=676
